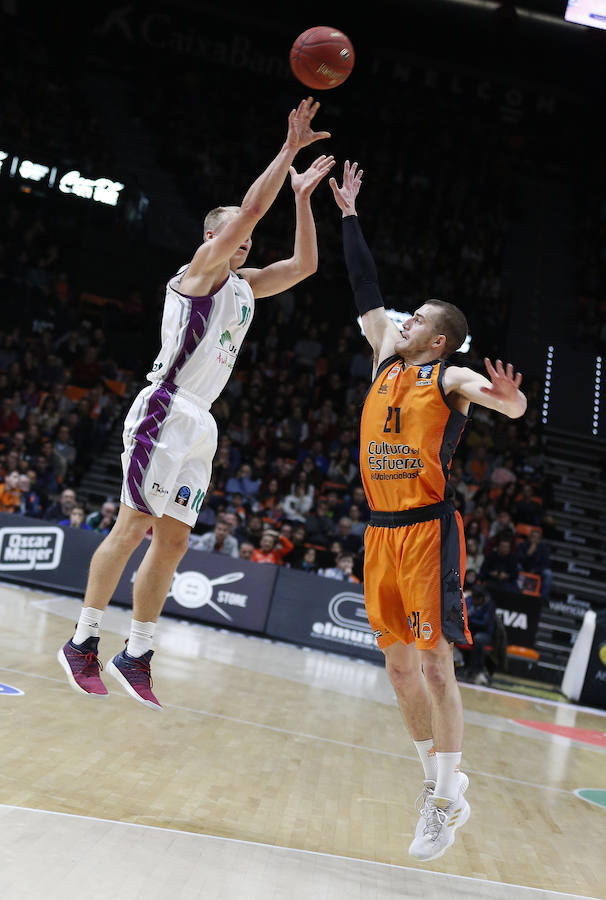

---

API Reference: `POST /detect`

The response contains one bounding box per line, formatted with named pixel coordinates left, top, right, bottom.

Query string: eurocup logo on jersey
left=311, top=591, right=378, bottom=649
left=0, top=526, right=64, bottom=571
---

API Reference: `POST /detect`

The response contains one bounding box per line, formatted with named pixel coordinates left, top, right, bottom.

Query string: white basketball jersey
left=146, top=265, right=255, bottom=407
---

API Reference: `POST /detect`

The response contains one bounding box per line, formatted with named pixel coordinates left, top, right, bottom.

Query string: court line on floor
left=0, top=803, right=599, bottom=900
left=0, top=664, right=575, bottom=796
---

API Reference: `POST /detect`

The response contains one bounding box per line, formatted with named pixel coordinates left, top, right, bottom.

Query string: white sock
left=126, top=620, right=156, bottom=657
left=73, top=607, right=104, bottom=645
left=413, top=739, right=437, bottom=783
left=434, top=751, right=463, bottom=802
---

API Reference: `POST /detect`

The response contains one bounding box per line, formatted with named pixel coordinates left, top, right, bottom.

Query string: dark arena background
left=1, top=2, right=605, bottom=898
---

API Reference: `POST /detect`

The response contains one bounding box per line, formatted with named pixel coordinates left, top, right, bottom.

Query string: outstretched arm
left=444, top=358, right=527, bottom=418
left=241, top=154, right=335, bottom=298
left=180, top=98, right=330, bottom=295
left=329, top=161, right=400, bottom=372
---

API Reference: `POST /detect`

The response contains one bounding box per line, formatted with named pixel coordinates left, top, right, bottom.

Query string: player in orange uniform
left=330, top=161, right=527, bottom=861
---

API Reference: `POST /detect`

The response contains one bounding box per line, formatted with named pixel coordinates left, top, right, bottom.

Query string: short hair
left=203, top=206, right=240, bottom=237
left=423, top=299, right=468, bottom=357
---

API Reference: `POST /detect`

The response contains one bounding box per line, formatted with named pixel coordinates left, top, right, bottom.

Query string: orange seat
left=518, top=571, right=541, bottom=596
left=515, top=523, right=542, bottom=538
left=104, top=378, right=127, bottom=396
left=64, top=384, right=89, bottom=402
left=507, top=645, right=539, bottom=661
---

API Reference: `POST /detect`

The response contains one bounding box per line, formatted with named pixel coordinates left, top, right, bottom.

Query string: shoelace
left=79, top=649, right=103, bottom=674
left=415, top=784, right=433, bottom=815
left=123, top=656, right=153, bottom=688
left=422, top=803, right=448, bottom=838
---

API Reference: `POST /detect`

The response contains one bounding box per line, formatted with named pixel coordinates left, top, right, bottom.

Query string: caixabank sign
left=265, top=568, right=383, bottom=662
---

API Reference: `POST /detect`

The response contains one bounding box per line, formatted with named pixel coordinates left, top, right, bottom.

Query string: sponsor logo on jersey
left=216, top=351, right=235, bottom=369
left=152, top=482, right=169, bottom=496
left=387, top=365, right=400, bottom=380
left=0, top=526, right=64, bottom=572
left=378, top=385, right=388, bottom=394
left=175, top=485, right=191, bottom=506
left=416, top=379, right=432, bottom=386
left=218, top=330, right=237, bottom=353
left=417, top=364, right=434, bottom=379
left=367, top=440, right=424, bottom=476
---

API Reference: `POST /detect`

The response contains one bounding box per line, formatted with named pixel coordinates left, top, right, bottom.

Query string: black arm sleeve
left=342, top=214, right=385, bottom=316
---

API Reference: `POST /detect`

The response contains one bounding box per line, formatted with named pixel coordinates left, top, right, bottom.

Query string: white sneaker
left=409, top=772, right=470, bottom=861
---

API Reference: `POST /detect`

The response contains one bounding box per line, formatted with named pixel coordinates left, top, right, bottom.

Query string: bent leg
left=132, top=513, right=191, bottom=622
left=83, top=503, right=153, bottom=611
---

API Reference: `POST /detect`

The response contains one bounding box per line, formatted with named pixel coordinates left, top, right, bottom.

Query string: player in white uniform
left=58, top=98, right=334, bottom=708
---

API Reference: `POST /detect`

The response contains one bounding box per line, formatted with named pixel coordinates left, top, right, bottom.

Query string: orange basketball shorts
left=363, top=502, right=472, bottom=651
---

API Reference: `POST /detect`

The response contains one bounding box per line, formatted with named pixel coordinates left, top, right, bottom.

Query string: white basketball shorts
left=120, top=381, right=218, bottom=528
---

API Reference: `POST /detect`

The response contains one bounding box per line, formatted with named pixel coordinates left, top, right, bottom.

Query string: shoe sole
left=57, top=648, right=109, bottom=697
left=106, top=659, right=162, bottom=711
left=410, top=798, right=471, bottom=862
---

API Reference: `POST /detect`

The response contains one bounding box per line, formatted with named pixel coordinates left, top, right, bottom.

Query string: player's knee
left=421, top=655, right=454, bottom=693
left=106, top=519, right=148, bottom=554
left=385, top=653, right=420, bottom=689
left=154, top=529, right=190, bottom=560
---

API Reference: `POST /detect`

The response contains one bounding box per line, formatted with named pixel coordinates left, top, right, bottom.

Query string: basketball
left=289, top=26, right=355, bottom=91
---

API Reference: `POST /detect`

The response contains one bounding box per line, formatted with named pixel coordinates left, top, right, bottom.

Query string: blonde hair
left=424, top=299, right=468, bottom=357
left=203, top=206, right=240, bottom=238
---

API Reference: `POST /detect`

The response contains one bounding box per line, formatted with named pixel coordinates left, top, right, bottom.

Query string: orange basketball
left=289, top=26, right=355, bottom=91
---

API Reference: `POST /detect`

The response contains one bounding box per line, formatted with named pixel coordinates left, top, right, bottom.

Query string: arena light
left=542, top=345, right=554, bottom=425
left=58, top=170, right=124, bottom=206
left=565, top=0, right=606, bottom=30
left=19, top=159, right=50, bottom=182
left=593, top=356, right=602, bottom=436
left=0, top=147, right=125, bottom=206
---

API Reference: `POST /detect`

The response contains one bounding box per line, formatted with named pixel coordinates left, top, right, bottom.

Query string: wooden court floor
left=0, top=582, right=605, bottom=900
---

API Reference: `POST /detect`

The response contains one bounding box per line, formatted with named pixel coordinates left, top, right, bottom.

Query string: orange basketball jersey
left=360, top=356, right=469, bottom=511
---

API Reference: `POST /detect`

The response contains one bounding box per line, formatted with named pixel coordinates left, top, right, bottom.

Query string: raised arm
left=329, top=161, right=400, bottom=374
left=443, top=358, right=527, bottom=418
left=179, top=98, right=330, bottom=296
left=240, top=153, right=335, bottom=299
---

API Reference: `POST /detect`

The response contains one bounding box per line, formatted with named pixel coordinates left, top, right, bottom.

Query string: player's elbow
left=293, top=255, right=318, bottom=280
left=239, top=202, right=262, bottom=225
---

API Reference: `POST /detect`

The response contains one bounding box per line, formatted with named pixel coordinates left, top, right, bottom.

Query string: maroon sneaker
left=106, top=647, right=162, bottom=710
left=57, top=637, right=108, bottom=696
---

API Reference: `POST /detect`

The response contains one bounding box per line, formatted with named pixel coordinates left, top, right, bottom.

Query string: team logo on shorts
left=417, top=364, right=434, bottom=380
left=175, top=485, right=191, bottom=506
left=421, top=622, right=433, bottom=640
